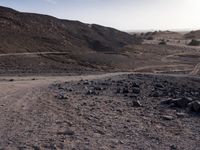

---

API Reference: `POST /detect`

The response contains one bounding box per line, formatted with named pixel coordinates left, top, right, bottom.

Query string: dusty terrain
left=0, top=73, right=200, bottom=150
left=0, top=5, right=200, bottom=150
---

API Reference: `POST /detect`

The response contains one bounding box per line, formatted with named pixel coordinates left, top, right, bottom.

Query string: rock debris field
left=49, top=74, right=200, bottom=150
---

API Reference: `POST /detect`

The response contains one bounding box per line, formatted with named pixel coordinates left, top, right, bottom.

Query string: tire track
left=190, top=63, right=200, bottom=75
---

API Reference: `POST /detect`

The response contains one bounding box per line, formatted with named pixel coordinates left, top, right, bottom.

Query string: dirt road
left=0, top=72, right=134, bottom=149
left=0, top=52, right=71, bottom=57
left=0, top=72, right=131, bottom=100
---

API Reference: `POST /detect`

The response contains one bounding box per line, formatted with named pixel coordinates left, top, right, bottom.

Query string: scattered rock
left=122, top=88, right=129, bottom=94
left=116, top=88, right=121, bottom=93
left=67, top=88, right=73, bottom=92
left=173, top=97, right=193, bottom=108
left=57, top=129, right=75, bottom=136
left=132, top=82, right=140, bottom=88
left=150, top=91, right=162, bottom=97
left=132, top=100, right=142, bottom=107
left=43, top=143, right=57, bottom=150
left=188, top=101, right=200, bottom=112
left=161, top=97, right=193, bottom=108
left=83, top=80, right=90, bottom=85
left=17, top=145, right=27, bottom=150
left=176, top=112, right=186, bottom=118
left=155, top=84, right=164, bottom=89
left=86, top=90, right=97, bottom=95
left=94, top=86, right=103, bottom=91
left=160, top=98, right=174, bottom=105
left=57, top=93, right=68, bottom=99
left=170, top=144, right=178, bottom=150
left=162, top=115, right=174, bottom=120
left=32, top=145, right=41, bottom=150
left=96, top=129, right=105, bottom=135
left=132, top=88, right=140, bottom=94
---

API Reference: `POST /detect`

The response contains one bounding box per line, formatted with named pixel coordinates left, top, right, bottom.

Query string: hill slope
left=0, top=6, right=140, bottom=54
left=0, top=6, right=142, bottom=74
left=184, top=30, right=200, bottom=39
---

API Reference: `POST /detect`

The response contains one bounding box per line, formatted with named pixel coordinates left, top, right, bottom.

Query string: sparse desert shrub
left=188, top=39, right=200, bottom=46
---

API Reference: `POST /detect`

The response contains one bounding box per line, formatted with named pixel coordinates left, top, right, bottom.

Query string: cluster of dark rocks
left=161, top=98, right=200, bottom=113
left=52, top=74, right=200, bottom=114
left=149, top=78, right=200, bottom=113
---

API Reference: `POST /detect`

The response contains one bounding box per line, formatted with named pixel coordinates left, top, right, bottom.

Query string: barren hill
left=0, top=6, right=140, bottom=54
left=0, top=6, right=142, bottom=74
left=142, top=31, right=183, bottom=40
left=185, top=30, right=200, bottom=39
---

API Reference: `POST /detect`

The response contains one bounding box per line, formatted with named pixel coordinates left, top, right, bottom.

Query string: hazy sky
left=1, top=0, right=200, bottom=31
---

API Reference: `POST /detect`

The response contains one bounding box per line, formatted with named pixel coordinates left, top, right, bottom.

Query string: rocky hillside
left=140, top=31, right=183, bottom=40
left=185, top=30, right=200, bottom=39
left=0, top=6, right=141, bottom=54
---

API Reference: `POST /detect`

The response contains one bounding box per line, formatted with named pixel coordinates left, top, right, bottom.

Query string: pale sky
left=0, top=0, right=200, bottom=31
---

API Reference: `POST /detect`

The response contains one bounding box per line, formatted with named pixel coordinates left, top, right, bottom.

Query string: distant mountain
left=0, top=6, right=141, bottom=54
left=140, top=31, right=183, bottom=40
left=184, top=30, right=200, bottom=39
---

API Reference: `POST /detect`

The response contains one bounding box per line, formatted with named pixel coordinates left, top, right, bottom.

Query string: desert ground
left=1, top=41, right=200, bottom=149
left=1, top=6, right=200, bottom=150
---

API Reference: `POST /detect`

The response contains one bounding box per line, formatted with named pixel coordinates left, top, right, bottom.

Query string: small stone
left=176, top=112, right=185, bottom=117
left=43, top=143, right=57, bottom=149
left=162, top=115, right=173, bottom=120
left=122, top=88, right=129, bottom=94
left=94, top=87, right=103, bottom=91
left=160, top=98, right=174, bottom=105
left=18, top=145, right=27, bottom=150
left=151, top=91, right=160, bottom=97
left=83, top=81, right=90, bottom=85
left=170, top=144, right=177, bottom=150
left=132, top=100, right=142, bottom=107
left=188, top=101, right=200, bottom=112
left=132, top=88, right=140, bottom=94
left=96, top=129, right=105, bottom=135
left=155, top=84, right=164, bottom=88
left=67, top=88, right=73, bottom=92
left=32, top=145, right=41, bottom=150
left=86, top=90, right=96, bottom=95
left=173, top=97, right=193, bottom=108
left=57, top=129, right=75, bottom=136
left=119, top=140, right=124, bottom=144
left=132, top=82, right=140, bottom=88
left=116, top=88, right=121, bottom=93
left=57, top=93, right=68, bottom=99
